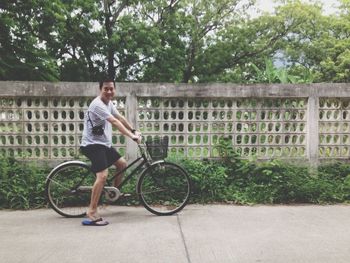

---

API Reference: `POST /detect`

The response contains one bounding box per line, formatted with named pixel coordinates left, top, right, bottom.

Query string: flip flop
left=82, top=217, right=109, bottom=226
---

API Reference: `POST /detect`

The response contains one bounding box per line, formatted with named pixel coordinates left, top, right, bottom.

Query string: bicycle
left=45, top=136, right=191, bottom=217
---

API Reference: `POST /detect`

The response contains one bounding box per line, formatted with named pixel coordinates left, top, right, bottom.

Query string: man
left=80, top=79, right=141, bottom=226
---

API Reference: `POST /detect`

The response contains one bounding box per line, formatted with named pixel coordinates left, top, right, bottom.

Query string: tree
left=269, top=0, right=350, bottom=82
left=1, top=0, right=348, bottom=83
left=100, top=0, right=258, bottom=83
left=318, top=0, right=350, bottom=82
left=0, top=0, right=59, bottom=81
left=179, top=0, right=255, bottom=83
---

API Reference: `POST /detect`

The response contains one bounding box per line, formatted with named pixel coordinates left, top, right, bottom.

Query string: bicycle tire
left=137, top=161, right=191, bottom=216
left=45, top=161, right=95, bottom=218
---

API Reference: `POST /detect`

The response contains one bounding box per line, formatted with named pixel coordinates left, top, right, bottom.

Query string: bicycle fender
left=149, top=160, right=166, bottom=166
left=45, top=161, right=90, bottom=183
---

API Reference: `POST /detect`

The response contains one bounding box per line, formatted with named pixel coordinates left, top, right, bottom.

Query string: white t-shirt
left=80, top=96, right=119, bottom=147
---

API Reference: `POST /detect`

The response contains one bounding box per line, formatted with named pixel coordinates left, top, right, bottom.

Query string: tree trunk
left=182, top=42, right=196, bottom=83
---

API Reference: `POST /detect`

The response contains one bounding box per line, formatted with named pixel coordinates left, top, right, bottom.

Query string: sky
left=255, top=0, right=340, bottom=15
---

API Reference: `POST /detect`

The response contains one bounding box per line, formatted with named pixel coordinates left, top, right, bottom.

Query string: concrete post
left=307, top=94, right=319, bottom=166
left=125, top=91, right=138, bottom=161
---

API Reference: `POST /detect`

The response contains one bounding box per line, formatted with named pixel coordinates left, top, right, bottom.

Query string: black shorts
left=80, top=145, right=122, bottom=173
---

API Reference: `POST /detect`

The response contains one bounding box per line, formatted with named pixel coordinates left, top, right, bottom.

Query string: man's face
left=100, top=82, right=115, bottom=103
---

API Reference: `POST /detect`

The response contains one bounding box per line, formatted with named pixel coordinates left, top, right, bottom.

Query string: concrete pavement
left=0, top=204, right=349, bottom=263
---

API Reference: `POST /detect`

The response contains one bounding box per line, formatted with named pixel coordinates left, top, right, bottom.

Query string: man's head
left=99, top=78, right=115, bottom=103
left=99, top=78, right=115, bottom=90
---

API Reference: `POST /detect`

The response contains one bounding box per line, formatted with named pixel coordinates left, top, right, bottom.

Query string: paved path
left=0, top=205, right=349, bottom=263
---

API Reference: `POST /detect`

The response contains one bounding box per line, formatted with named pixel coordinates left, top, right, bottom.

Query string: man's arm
left=115, top=114, right=134, bottom=132
left=107, top=116, right=140, bottom=143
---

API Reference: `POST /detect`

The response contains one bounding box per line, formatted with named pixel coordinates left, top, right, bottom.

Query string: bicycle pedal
left=121, top=193, right=132, bottom=197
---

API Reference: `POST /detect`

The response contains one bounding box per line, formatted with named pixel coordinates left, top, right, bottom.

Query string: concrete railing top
left=1, top=81, right=350, bottom=98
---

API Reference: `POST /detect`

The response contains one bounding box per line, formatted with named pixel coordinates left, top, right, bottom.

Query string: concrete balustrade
left=1, top=81, right=349, bottom=165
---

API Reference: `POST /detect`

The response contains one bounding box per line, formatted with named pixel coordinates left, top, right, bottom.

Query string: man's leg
left=113, top=157, right=127, bottom=188
left=87, top=169, right=108, bottom=219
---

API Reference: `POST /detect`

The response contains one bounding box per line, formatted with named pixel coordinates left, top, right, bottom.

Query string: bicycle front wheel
left=45, top=161, right=95, bottom=218
left=137, top=161, right=191, bottom=216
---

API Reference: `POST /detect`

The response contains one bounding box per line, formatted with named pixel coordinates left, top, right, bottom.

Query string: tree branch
left=111, top=0, right=128, bottom=25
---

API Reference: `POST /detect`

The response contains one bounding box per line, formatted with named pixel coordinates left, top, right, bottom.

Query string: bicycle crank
left=104, top=187, right=122, bottom=202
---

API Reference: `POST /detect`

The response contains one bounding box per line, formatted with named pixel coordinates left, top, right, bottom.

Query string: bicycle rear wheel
left=45, top=161, right=95, bottom=218
left=137, top=161, right=191, bottom=216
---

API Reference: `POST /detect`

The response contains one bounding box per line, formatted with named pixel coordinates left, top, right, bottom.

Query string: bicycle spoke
left=48, top=178, right=72, bottom=192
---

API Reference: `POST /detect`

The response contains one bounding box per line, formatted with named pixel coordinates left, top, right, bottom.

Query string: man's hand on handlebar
left=131, top=131, right=142, bottom=144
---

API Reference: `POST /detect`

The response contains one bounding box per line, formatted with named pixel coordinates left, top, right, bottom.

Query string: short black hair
left=99, top=78, right=115, bottom=89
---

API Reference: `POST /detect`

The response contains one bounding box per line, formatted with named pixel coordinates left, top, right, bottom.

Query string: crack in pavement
left=177, top=214, right=192, bottom=263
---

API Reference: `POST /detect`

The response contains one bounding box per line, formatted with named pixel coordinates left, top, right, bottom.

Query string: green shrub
left=0, top=156, right=48, bottom=209
left=0, top=153, right=349, bottom=210
left=172, top=156, right=350, bottom=205
left=179, top=158, right=229, bottom=202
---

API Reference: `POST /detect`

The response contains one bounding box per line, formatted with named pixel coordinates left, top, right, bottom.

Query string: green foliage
left=170, top=137, right=350, bottom=204
left=0, top=156, right=48, bottom=209
left=248, top=59, right=315, bottom=84
left=2, top=0, right=349, bottom=83
left=177, top=157, right=350, bottom=205
left=179, top=158, right=229, bottom=202
left=1, top=153, right=349, bottom=210
left=273, top=0, right=350, bottom=83
left=0, top=0, right=60, bottom=81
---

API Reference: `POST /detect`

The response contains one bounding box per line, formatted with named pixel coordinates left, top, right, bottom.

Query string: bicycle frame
left=105, top=143, right=151, bottom=189
left=107, top=156, right=147, bottom=188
